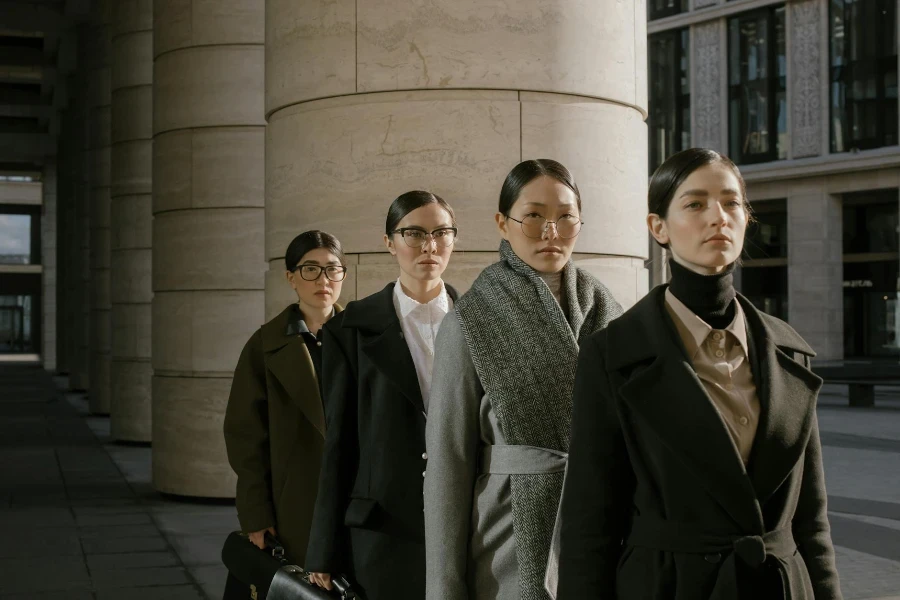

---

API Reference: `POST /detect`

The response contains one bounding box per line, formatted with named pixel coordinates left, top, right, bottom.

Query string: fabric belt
left=627, top=516, right=796, bottom=600
left=479, top=445, right=568, bottom=475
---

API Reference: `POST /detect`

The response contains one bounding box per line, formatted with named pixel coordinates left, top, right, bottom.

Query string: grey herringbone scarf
left=455, top=240, right=622, bottom=600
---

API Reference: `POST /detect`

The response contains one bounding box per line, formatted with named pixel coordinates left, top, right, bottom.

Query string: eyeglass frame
left=289, top=263, right=348, bottom=282
left=390, top=226, right=459, bottom=248
left=504, top=214, right=584, bottom=239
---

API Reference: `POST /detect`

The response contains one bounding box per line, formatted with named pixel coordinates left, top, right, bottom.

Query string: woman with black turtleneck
left=555, top=148, right=842, bottom=600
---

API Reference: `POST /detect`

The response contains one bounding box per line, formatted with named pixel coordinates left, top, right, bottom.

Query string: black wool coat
left=557, top=285, right=842, bottom=600
left=305, top=282, right=459, bottom=600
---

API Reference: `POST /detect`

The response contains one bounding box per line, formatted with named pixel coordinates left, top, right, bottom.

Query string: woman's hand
left=309, top=573, right=333, bottom=590
left=247, top=527, right=276, bottom=550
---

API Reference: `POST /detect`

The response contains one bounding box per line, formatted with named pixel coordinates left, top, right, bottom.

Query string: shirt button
left=740, top=416, right=749, bottom=426
left=715, top=350, right=725, bottom=358
left=422, top=452, right=428, bottom=460
left=712, top=332, right=723, bottom=341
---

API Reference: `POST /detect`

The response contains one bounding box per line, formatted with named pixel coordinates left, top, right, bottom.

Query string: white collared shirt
left=392, top=279, right=452, bottom=411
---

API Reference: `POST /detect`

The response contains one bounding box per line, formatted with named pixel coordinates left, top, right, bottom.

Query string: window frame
left=829, top=0, right=898, bottom=153
left=648, top=27, right=691, bottom=174
left=727, top=5, right=787, bottom=165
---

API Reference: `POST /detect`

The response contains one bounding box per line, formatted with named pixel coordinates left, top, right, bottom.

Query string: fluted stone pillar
left=42, top=161, right=58, bottom=371
left=111, top=0, right=153, bottom=442
left=264, top=1, right=649, bottom=319
left=87, top=2, right=113, bottom=414
left=152, top=0, right=265, bottom=496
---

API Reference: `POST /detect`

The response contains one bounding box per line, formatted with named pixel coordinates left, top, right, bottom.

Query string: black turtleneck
left=667, top=259, right=737, bottom=330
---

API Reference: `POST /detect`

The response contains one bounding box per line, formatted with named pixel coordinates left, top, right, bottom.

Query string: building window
left=740, top=199, right=788, bottom=320
left=0, top=295, right=35, bottom=353
left=649, top=0, right=688, bottom=21
left=728, top=6, right=787, bottom=165
left=830, top=0, right=898, bottom=152
left=842, top=189, right=899, bottom=358
left=649, top=28, right=691, bottom=174
left=0, top=212, right=36, bottom=264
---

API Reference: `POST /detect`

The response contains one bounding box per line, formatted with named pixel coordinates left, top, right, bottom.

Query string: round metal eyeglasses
left=391, top=227, right=458, bottom=248
left=506, top=214, right=583, bottom=239
left=292, top=264, right=348, bottom=282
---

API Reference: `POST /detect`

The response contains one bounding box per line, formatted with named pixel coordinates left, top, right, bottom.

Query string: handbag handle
left=263, top=532, right=286, bottom=562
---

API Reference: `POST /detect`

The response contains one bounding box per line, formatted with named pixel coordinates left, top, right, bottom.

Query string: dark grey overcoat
left=557, top=285, right=842, bottom=600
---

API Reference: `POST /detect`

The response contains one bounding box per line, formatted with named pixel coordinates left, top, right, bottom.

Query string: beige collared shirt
left=664, top=289, right=761, bottom=466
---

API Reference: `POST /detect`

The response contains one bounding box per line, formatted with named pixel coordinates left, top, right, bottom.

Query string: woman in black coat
left=306, top=191, right=459, bottom=600
left=556, top=148, right=842, bottom=600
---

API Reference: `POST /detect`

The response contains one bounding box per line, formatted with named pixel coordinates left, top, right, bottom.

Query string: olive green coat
left=224, top=303, right=340, bottom=563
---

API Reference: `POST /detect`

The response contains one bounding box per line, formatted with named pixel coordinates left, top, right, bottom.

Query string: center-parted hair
left=284, top=230, right=346, bottom=271
left=385, top=190, right=457, bottom=236
left=498, top=159, right=581, bottom=216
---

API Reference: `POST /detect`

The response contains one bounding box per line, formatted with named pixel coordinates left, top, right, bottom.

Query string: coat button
left=422, top=471, right=426, bottom=478
left=704, top=553, right=722, bottom=564
left=422, top=452, right=428, bottom=460
left=316, top=341, right=322, bottom=347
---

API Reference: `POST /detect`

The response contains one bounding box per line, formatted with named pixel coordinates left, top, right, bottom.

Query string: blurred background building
left=647, top=0, right=899, bottom=362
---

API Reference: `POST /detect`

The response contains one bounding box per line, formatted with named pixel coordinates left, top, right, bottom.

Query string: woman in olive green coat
left=224, top=230, right=347, bottom=562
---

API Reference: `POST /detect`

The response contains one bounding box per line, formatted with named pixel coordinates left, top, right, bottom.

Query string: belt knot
left=732, top=535, right=766, bottom=568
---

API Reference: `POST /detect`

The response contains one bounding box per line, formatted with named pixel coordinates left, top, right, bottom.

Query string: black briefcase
left=221, top=532, right=358, bottom=600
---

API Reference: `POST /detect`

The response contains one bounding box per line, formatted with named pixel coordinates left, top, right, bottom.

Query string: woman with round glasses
left=423, top=159, right=622, bottom=600
left=307, top=191, right=459, bottom=600
left=224, top=230, right=346, bottom=572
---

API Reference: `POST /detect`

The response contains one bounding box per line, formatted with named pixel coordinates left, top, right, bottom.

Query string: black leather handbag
left=221, top=531, right=358, bottom=600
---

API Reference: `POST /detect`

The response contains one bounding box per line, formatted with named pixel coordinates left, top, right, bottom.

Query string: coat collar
left=607, top=285, right=821, bottom=533
left=258, top=303, right=343, bottom=436
left=340, top=282, right=459, bottom=416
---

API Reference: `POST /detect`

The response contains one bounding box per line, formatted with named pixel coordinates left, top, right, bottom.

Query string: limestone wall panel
left=266, top=94, right=521, bottom=259
left=152, top=375, right=237, bottom=497
left=152, top=209, right=265, bottom=292
left=520, top=98, right=648, bottom=258
left=152, top=290, right=263, bottom=375
left=153, top=128, right=264, bottom=213
left=154, top=46, right=265, bottom=133
left=111, top=360, right=152, bottom=442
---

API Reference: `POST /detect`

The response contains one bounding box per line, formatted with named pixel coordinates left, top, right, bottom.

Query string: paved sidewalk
left=0, top=363, right=236, bottom=599
left=1, top=366, right=899, bottom=598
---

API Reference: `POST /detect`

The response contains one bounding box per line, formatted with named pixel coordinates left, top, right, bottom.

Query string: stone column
left=68, top=46, right=92, bottom=391
left=58, top=105, right=79, bottom=379
left=55, top=125, right=69, bottom=375
left=87, top=1, right=112, bottom=414
left=788, top=188, right=843, bottom=360
left=110, top=0, right=153, bottom=442
left=152, top=0, right=265, bottom=496
left=264, top=0, right=649, bottom=318
left=41, top=161, right=58, bottom=372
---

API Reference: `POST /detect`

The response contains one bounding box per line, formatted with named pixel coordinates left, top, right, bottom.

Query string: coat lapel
left=741, top=295, right=822, bottom=504
left=343, top=283, right=449, bottom=416
left=609, top=287, right=762, bottom=533
left=261, top=303, right=343, bottom=437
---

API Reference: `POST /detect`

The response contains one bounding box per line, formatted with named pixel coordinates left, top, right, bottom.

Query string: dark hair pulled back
left=385, top=190, right=456, bottom=235
left=498, top=159, right=581, bottom=216
left=284, top=230, right=345, bottom=271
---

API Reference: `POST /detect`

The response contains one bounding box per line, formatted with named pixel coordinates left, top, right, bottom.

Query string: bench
left=811, top=363, right=900, bottom=407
